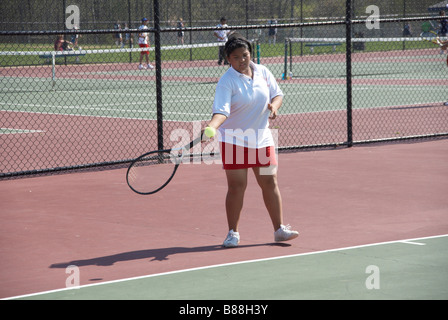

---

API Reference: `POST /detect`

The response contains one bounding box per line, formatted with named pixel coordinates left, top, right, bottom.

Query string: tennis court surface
left=1, top=138, right=447, bottom=301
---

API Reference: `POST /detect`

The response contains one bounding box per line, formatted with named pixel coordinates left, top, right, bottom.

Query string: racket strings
left=126, top=137, right=203, bottom=195
left=127, top=150, right=180, bottom=194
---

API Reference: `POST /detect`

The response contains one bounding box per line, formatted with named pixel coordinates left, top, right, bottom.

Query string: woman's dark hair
left=224, top=32, right=253, bottom=57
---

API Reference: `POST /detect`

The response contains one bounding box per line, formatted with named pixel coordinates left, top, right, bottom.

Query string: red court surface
left=1, top=138, right=447, bottom=299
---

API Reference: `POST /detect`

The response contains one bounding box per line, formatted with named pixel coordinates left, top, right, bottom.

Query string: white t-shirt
left=214, top=23, right=229, bottom=42
left=212, top=62, right=283, bottom=148
left=138, top=25, right=149, bottom=45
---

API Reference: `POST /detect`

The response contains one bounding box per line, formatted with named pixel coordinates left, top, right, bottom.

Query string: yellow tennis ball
left=204, top=126, right=216, bottom=138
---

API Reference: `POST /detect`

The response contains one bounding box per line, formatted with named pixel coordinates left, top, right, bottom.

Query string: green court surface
left=1, top=75, right=446, bottom=122
left=2, top=43, right=447, bottom=122
left=11, top=235, right=448, bottom=300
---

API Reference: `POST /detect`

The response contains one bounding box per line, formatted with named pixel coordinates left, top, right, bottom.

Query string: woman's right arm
left=207, top=113, right=227, bottom=130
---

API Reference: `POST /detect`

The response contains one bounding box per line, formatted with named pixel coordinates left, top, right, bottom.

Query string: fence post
left=284, top=38, right=288, bottom=80
left=154, top=0, right=164, bottom=151
left=346, top=0, right=353, bottom=147
left=128, top=0, right=132, bottom=63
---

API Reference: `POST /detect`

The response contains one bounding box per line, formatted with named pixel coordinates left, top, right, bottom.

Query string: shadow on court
left=49, top=243, right=291, bottom=267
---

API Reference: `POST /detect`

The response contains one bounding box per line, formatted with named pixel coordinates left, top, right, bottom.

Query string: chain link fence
left=1, top=0, right=447, bottom=177
left=3, top=0, right=447, bottom=46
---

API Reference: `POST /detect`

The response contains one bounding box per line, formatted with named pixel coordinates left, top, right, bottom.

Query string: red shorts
left=139, top=43, right=150, bottom=54
left=220, top=142, right=277, bottom=170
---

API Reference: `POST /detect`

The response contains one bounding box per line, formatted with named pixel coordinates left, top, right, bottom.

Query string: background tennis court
left=2, top=41, right=447, bottom=174
left=2, top=49, right=447, bottom=119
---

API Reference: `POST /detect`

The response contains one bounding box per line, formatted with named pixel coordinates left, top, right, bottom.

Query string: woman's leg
left=252, top=167, right=283, bottom=231
left=224, top=168, right=248, bottom=232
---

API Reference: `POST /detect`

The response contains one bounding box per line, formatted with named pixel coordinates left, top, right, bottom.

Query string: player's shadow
left=49, top=243, right=291, bottom=269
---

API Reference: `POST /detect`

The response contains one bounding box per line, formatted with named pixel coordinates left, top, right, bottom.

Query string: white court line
left=0, top=109, right=208, bottom=122
left=279, top=100, right=448, bottom=116
left=46, top=90, right=213, bottom=101
left=0, top=87, right=213, bottom=101
left=3, top=233, right=447, bottom=300
left=401, top=241, right=426, bottom=246
left=2, top=100, right=444, bottom=121
left=0, top=102, right=210, bottom=118
left=0, top=128, right=44, bottom=134
left=283, top=85, right=446, bottom=97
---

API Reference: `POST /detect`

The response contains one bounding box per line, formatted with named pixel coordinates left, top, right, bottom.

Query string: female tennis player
left=205, top=34, right=299, bottom=247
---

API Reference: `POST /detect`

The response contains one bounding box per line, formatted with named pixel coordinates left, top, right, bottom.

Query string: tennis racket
left=126, top=136, right=202, bottom=195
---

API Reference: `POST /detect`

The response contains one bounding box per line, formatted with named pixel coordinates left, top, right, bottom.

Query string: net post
left=289, top=38, right=293, bottom=72
left=154, top=0, right=164, bottom=151
left=51, top=52, right=56, bottom=87
left=128, top=0, right=132, bottom=63
left=283, top=38, right=288, bottom=80
left=345, top=0, right=353, bottom=148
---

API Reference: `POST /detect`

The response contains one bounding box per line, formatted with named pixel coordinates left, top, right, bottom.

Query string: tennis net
left=285, top=36, right=447, bottom=79
left=0, top=42, right=227, bottom=89
left=1, top=40, right=262, bottom=92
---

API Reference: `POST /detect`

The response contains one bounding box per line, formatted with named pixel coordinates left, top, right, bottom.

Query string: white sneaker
left=274, top=224, right=299, bottom=242
left=223, top=229, right=240, bottom=248
left=147, top=63, right=154, bottom=69
left=138, top=64, right=146, bottom=70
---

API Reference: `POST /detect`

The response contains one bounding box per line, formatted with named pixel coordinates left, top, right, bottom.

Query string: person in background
left=437, top=11, right=448, bottom=55
left=54, top=35, right=73, bottom=51
left=138, top=18, right=154, bottom=70
left=124, top=23, right=133, bottom=48
left=214, top=17, right=230, bottom=65
left=268, top=18, right=278, bottom=44
left=113, top=21, right=123, bottom=47
left=438, top=10, right=447, bottom=36
left=177, top=18, right=185, bottom=45
left=403, top=23, right=412, bottom=37
left=70, top=26, right=81, bottom=49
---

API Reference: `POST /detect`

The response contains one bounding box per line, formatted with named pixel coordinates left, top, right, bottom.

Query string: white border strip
left=287, top=36, right=448, bottom=43
left=3, top=233, right=447, bottom=300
